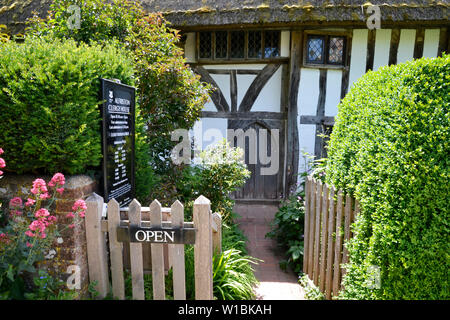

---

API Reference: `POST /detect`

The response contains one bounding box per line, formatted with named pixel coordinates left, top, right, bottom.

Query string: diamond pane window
left=215, top=31, right=228, bottom=59
left=307, top=36, right=325, bottom=63
left=264, top=31, right=280, bottom=58
left=199, top=32, right=212, bottom=59
left=328, top=37, right=345, bottom=64
left=248, top=31, right=262, bottom=58
left=230, top=31, right=245, bottom=58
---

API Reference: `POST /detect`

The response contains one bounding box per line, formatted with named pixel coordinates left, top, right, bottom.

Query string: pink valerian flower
left=25, top=198, right=36, bottom=207
left=9, top=210, right=22, bottom=217
left=56, top=187, right=64, bottom=195
left=25, top=230, right=34, bottom=237
left=0, top=148, right=3, bottom=155
left=47, top=215, right=57, bottom=224
left=9, top=197, right=23, bottom=209
left=68, top=224, right=75, bottom=229
left=0, top=157, right=5, bottom=169
left=29, top=219, right=46, bottom=233
left=39, top=192, right=51, bottom=200
left=0, top=233, right=10, bottom=244
left=35, top=208, right=50, bottom=219
left=31, top=178, right=48, bottom=195
left=72, top=199, right=87, bottom=218
left=48, top=173, right=65, bottom=187
left=66, top=212, right=75, bottom=219
left=26, top=242, right=33, bottom=248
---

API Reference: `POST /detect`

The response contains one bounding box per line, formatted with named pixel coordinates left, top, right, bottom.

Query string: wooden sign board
left=100, top=79, right=136, bottom=207
left=116, top=226, right=196, bottom=244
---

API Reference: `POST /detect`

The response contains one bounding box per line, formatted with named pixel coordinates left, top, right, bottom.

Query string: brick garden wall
left=0, top=174, right=97, bottom=298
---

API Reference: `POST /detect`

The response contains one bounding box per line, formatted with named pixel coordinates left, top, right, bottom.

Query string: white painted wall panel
left=252, top=67, right=282, bottom=112
left=397, top=29, right=416, bottom=63
left=236, top=74, right=256, bottom=107
left=298, top=68, right=320, bottom=116
left=423, top=29, right=440, bottom=58
left=298, top=122, right=316, bottom=174
left=324, top=69, right=343, bottom=117
left=349, top=29, right=368, bottom=89
left=184, top=32, right=196, bottom=63
left=373, top=29, right=392, bottom=71
left=280, top=31, right=290, bottom=57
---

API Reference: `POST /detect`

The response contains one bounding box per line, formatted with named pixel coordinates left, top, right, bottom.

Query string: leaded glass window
left=215, top=31, right=228, bottom=59
left=264, top=31, right=280, bottom=58
left=307, top=36, right=325, bottom=64
left=199, top=32, right=212, bottom=59
left=306, top=34, right=346, bottom=66
left=328, top=37, right=345, bottom=64
left=230, top=31, right=245, bottom=58
left=248, top=31, right=262, bottom=58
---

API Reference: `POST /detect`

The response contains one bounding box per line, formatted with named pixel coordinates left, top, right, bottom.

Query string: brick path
left=233, top=204, right=305, bottom=300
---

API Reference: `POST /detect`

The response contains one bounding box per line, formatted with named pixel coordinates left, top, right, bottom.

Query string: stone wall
left=0, top=174, right=98, bottom=298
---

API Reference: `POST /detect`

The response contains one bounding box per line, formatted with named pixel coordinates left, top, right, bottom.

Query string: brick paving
left=233, top=204, right=305, bottom=300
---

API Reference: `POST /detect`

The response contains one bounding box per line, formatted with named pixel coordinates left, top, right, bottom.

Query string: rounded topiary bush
left=0, top=36, right=134, bottom=174
left=325, top=55, right=449, bottom=299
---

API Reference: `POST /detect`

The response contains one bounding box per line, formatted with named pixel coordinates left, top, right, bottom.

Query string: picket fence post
left=193, top=195, right=213, bottom=300
left=85, top=193, right=109, bottom=299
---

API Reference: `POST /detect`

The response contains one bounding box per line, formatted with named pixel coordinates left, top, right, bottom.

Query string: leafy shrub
left=0, top=37, right=134, bottom=175
left=325, top=55, right=449, bottom=299
left=176, top=140, right=250, bottom=224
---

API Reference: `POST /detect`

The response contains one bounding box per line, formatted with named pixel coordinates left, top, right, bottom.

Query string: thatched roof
left=1, top=0, right=449, bottom=34
left=142, top=0, right=449, bottom=29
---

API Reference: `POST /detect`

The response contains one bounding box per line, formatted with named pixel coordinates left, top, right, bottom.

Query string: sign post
left=100, top=79, right=136, bottom=207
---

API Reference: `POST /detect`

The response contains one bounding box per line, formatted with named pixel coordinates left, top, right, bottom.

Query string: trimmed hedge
left=0, top=37, right=134, bottom=174
left=325, top=55, right=449, bottom=299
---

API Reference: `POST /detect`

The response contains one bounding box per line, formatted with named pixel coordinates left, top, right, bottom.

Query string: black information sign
left=100, top=79, right=136, bottom=207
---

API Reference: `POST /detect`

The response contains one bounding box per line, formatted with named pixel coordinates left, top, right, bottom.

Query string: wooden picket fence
left=84, top=193, right=222, bottom=300
left=303, top=176, right=359, bottom=299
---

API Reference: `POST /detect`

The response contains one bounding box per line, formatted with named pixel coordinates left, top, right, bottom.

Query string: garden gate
left=84, top=193, right=222, bottom=300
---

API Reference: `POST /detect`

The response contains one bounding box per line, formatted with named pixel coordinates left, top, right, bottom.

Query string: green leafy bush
left=0, top=37, right=134, bottom=174
left=176, top=140, right=251, bottom=224
left=325, top=55, right=449, bottom=299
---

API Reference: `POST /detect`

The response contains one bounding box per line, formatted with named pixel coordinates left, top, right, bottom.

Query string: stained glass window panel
left=264, top=31, right=280, bottom=58
left=230, top=31, right=245, bottom=58
left=215, top=31, right=228, bottom=59
left=328, top=37, right=345, bottom=64
left=199, top=32, right=212, bottom=59
left=307, top=36, right=324, bottom=63
left=248, top=31, right=262, bottom=58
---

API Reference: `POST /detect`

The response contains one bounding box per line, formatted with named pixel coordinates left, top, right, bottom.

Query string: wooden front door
left=228, top=119, right=285, bottom=201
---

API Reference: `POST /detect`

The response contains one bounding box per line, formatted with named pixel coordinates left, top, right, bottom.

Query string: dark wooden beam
left=315, top=69, right=328, bottom=159
left=205, top=69, right=261, bottom=75
left=238, top=63, right=281, bottom=112
left=413, top=28, right=425, bottom=59
left=365, top=29, right=376, bottom=72
left=194, top=65, right=230, bottom=112
left=230, top=70, right=237, bottom=112
left=285, top=30, right=302, bottom=196
left=201, top=111, right=286, bottom=120
left=300, top=115, right=335, bottom=126
left=388, top=28, right=401, bottom=65
left=340, top=34, right=353, bottom=100
left=438, top=27, right=448, bottom=57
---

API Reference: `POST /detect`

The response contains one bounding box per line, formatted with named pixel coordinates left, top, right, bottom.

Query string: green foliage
left=0, top=37, right=134, bottom=174
left=127, top=13, right=211, bottom=174
left=212, top=249, right=259, bottom=300
left=176, top=140, right=251, bottom=224
left=23, top=270, right=79, bottom=300
left=298, top=274, right=325, bottom=300
left=27, top=0, right=143, bottom=44
left=325, top=55, right=450, bottom=299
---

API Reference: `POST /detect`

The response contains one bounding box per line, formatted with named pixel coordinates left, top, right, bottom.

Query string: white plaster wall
left=423, top=29, right=440, bottom=58
left=298, top=122, right=316, bottom=174
left=191, top=118, right=228, bottom=152
left=202, top=73, right=231, bottom=111
left=298, top=68, right=320, bottom=115
left=280, top=31, right=290, bottom=57
left=373, top=29, right=392, bottom=71
left=324, top=69, right=343, bottom=117
left=184, top=32, right=196, bottom=63
left=397, top=29, right=416, bottom=64
left=252, top=67, right=282, bottom=112
left=348, top=29, right=368, bottom=89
